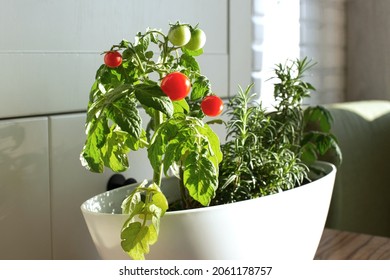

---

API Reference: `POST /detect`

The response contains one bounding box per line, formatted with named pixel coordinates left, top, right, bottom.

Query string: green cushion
left=325, top=100, right=390, bottom=237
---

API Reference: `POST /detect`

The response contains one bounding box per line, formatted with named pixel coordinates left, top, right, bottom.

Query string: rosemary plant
left=214, top=58, right=341, bottom=205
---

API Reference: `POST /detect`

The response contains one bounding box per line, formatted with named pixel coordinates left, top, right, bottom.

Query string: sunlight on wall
left=252, top=0, right=300, bottom=107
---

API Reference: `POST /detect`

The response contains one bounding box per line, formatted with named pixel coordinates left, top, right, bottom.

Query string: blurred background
left=0, top=0, right=386, bottom=259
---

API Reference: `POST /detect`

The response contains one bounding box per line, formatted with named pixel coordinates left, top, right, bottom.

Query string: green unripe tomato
left=168, top=25, right=191, bottom=47
left=185, top=28, right=206, bottom=51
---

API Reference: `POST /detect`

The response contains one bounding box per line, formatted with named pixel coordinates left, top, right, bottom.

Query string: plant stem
left=153, top=110, right=164, bottom=186
left=179, top=166, right=189, bottom=209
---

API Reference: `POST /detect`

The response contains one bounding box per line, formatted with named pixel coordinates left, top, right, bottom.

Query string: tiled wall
left=0, top=118, right=51, bottom=259
left=0, top=0, right=236, bottom=260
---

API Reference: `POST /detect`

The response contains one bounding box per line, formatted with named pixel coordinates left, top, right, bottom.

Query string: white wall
left=251, top=0, right=301, bottom=106
left=0, top=0, right=230, bottom=119
left=0, top=0, right=252, bottom=259
left=0, top=118, right=51, bottom=259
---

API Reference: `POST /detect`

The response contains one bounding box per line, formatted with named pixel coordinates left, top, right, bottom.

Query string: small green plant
left=215, top=58, right=342, bottom=204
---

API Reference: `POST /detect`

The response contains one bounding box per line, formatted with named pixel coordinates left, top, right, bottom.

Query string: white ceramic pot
left=81, top=162, right=336, bottom=260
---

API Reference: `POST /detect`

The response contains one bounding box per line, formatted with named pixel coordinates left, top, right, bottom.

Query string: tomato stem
left=179, top=166, right=190, bottom=209
left=152, top=110, right=164, bottom=186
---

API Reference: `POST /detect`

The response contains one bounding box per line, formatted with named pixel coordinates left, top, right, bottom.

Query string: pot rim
left=81, top=161, right=336, bottom=217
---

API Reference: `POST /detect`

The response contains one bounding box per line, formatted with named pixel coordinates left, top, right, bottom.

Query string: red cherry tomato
left=104, top=51, right=122, bottom=68
left=201, top=95, right=224, bottom=117
left=160, top=72, right=191, bottom=101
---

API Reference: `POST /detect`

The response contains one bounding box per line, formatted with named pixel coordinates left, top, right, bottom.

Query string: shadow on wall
left=0, top=120, right=51, bottom=259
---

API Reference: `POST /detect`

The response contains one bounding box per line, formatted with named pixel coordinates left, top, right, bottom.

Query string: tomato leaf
left=173, top=99, right=190, bottom=114
left=182, top=46, right=204, bottom=57
left=106, top=96, right=142, bottom=140
left=101, top=129, right=132, bottom=172
left=191, top=75, right=211, bottom=100
left=180, top=53, right=200, bottom=72
left=121, top=223, right=151, bottom=260
left=121, top=182, right=168, bottom=260
left=134, top=84, right=174, bottom=117
left=163, top=139, right=181, bottom=175
left=147, top=120, right=181, bottom=174
left=80, top=118, right=110, bottom=173
left=198, top=123, right=223, bottom=165
left=183, top=150, right=218, bottom=206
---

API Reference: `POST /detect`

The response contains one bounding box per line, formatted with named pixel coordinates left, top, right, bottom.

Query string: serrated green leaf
left=121, top=193, right=144, bottom=216
left=173, top=99, right=190, bottom=114
left=181, top=46, right=204, bottom=57
left=191, top=75, right=211, bottom=100
left=163, top=139, right=181, bottom=175
left=147, top=131, right=166, bottom=174
left=80, top=118, right=110, bottom=173
left=94, top=64, right=107, bottom=80
left=148, top=120, right=181, bottom=174
left=121, top=222, right=151, bottom=260
left=134, top=84, right=173, bottom=117
left=89, top=79, right=102, bottom=103
left=199, top=123, right=223, bottom=165
left=151, top=192, right=169, bottom=215
left=106, top=96, right=142, bottom=139
left=121, top=180, right=147, bottom=214
left=180, top=53, right=200, bottom=72
left=102, top=129, right=131, bottom=172
left=183, top=151, right=217, bottom=206
left=121, top=182, right=167, bottom=260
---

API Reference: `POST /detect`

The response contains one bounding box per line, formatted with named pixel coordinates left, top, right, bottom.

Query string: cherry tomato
left=104, top=51, right=122, bottom=68
left=161, top=72, right=191, bottom=101
left=185, top=28, right=206, bottom=51
left=201, top=95, right=224, bottom=117
left=168, top=25, right=191, bottom=47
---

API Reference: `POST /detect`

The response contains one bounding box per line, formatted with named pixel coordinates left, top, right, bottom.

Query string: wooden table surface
left=314, top=228, right=390, bottom=260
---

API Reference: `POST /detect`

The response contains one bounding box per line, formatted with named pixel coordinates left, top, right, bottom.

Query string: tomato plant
left=185, top=28, right=206, bottom=51
left=104, top=51, right=122, bottom=68
left=160, top=72, right=191, bottom=101
left=82, top=23, right=221, bottom=260
left=168, top=24, right=191, bottom=47
left=201, top=95, right=224, bottom=116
